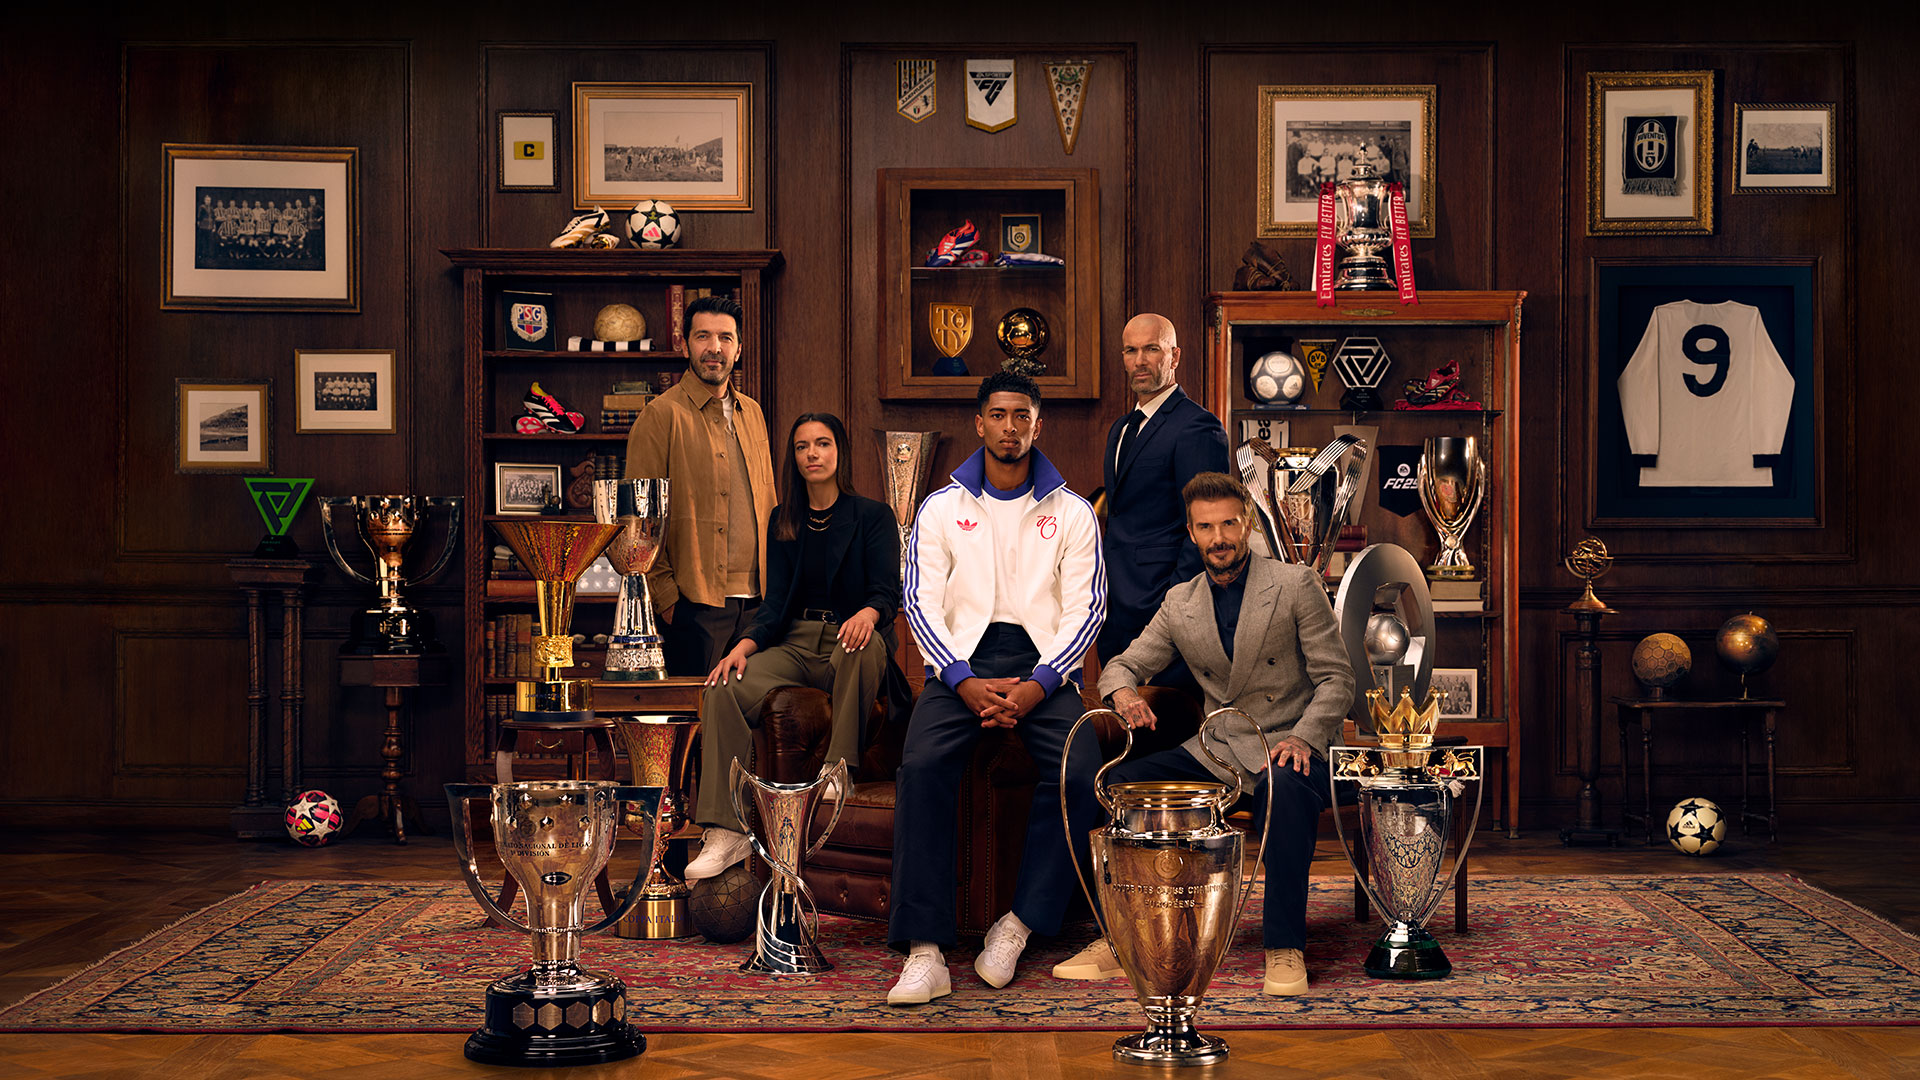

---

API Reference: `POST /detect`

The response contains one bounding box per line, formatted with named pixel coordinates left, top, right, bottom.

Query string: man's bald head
left=1120, top=313, right=1181, bottom=403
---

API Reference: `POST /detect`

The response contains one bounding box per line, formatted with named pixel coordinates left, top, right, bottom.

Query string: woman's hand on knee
left=705, top=641, right=757, bottom=686
left=837, top=607, right=881, bottom=652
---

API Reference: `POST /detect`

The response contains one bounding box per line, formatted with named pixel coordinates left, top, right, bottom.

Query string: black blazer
left=740, top=493, right=902, bottom=653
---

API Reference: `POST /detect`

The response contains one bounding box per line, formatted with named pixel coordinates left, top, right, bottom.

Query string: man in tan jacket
left=624, top=295, right=777, bottom=676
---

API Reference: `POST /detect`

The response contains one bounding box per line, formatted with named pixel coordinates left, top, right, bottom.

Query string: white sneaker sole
left=1262, top=973, right=1309, bottom=996
left=974, top=957, right=1020, bottom=989
left=1052, top=958, right=1124, bottom=980
left=886, top=981, right=951, bottom=1006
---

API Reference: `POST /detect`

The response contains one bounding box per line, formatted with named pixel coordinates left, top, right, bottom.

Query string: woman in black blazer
left=685, top=411, right=903, bottom=879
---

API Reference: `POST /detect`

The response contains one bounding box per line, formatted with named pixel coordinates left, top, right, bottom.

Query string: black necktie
left=1116, top=409, right=1145, bottom=472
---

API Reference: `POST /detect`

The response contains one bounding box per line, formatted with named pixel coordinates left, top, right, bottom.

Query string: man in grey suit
left=1055, top=471, right=1354, bottom=996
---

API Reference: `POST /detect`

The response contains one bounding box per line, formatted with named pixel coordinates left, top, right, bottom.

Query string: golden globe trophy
left=491, top=519, right=623, bottom=721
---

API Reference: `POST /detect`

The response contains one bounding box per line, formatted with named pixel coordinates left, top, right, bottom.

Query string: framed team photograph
left=497, top=111, right=560, bottom=193
left=495, top=462, right=563, bottom=515
left=1431, top=669, right=1478, bottom=720
left=1591, top=260, right=1818, bottom=526
left=1733, top=103, right=1836, bottom=195
left=295, top=349, right=396, bottom=433
left=571, top=83, right=751, bottom=210
left=1256, top=84, right=1436, bottom=238
left=176, top=380, right=270, bottom=473
left=162, top=144, right=358, bottom=311
left=1586, top=71, right=1715, bottom=235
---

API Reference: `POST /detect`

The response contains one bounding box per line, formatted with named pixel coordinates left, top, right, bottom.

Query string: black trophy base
left=464, top=976, right=643, bottom=1068
left=1561, top=823, right=1623, bottom=846
left=252, top=534, right=299, bottom=557
left=341, top=605, right=441, bottom=656
left=1339, top=388, right=1385, bottom=411
left=512, top=709, right=597, bottom=724
left=1364, top=924, right=1452, bottom=979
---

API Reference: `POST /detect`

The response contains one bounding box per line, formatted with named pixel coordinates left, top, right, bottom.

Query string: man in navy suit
left=1095, top=313, right=1231, bottom=691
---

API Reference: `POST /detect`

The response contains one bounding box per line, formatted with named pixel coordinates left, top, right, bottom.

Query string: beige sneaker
left=1052, top=937, right=1124, bottom=980
left=1263, top=947, right=1308, bottom=996
left=683, top=827, right=750, bottom=880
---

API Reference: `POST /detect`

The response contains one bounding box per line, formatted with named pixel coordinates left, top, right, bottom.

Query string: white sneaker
left=683, top=827, right=750, bottom=880
left=1052, top=937, right=1124, bottom=980
left=887, top=947, right=951, bottom=1006
left=974, top=911, right=1030, bottom=989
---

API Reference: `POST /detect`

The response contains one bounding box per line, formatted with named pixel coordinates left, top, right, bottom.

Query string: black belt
left=800, top=608, right=839, bottom=624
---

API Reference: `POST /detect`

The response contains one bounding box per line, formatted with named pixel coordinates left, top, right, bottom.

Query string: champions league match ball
left=285, top=790, right=344, bottom=847
left=1666, top=796, right=1727, bottom=856
left=625, top=200, right=682, bottom=249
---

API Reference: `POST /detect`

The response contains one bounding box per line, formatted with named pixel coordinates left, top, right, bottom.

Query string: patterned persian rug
left=2, top=874, right=1917, bottom=1033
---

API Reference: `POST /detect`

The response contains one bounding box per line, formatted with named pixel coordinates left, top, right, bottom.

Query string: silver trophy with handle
left=730, top=757, right=850, bottom=974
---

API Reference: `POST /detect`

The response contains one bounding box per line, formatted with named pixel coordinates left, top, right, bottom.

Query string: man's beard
left=692, top=355, right=733, bottom=386
left=989, top=444, right=1031, bottom=465
left=1206, top=546, right=1250, bottom=582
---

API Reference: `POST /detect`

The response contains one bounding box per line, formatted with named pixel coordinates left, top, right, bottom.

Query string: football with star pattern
left=1666, top=796, right=1727, bottom=856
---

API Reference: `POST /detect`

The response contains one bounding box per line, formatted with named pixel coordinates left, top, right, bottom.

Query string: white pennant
left=965, top=59, right=1017, bottom=133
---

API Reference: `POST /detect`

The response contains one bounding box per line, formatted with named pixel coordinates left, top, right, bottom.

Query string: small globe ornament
left=1715, top=613, right=1779, bottom=699
left=995, top=308, right=1050, bottom=376
left=1666, top=796, right=1727, bottom=856
left=1631, top=633, right=1692, bottom=699
left=1563, top=537, right=1613, bottom=612
left=1247, top=349, right=1307, bottom=407
left=688, top=861, right=763, bottom=944
left=625, top=199, right=682, bottom=249
left=593, top=303, right=647, bottom=343
left=284, top=790, right=343, bottom=847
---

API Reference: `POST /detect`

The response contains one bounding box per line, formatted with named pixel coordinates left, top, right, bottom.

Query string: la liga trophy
left=612, top=715, right=699, bottom=939
left=730, top=757, right=849, bottom=974
left=491, top=519, right=623, bottom=721
left=319, top=495, right=462, bottom=654
left=592, top=478, right=670, bottom=680
left=1417, top=436, right=1484, bottom=580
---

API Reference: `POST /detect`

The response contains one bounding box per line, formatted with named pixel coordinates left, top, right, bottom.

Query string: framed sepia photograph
left=295, top=349, right=395, bottom=433
left=1586, top=71, right=1715, bottom=235
left=495, top=462, right=562, bottom=515
left=163, top=145, right=358, bottom=312
left=571, top=83, right=751, bottom=210
left=1256, top=85, right=1436, bottom=238
left=176, top=380, right=270, bottom=473
left=1432, top=669, right=1478, bottom=720
left=498, top=111, right=560, bottom=193
left=1733, top=103, right=1836, bottom=195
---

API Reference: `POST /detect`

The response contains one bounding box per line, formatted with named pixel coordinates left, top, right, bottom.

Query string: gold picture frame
left=1586, top=71, right=1715, bottom=235
left=571, top=82, right=752, bottom=211
left=162, top=144, right=358, bottom=312
left=1256, top=84, right=1436, bottom=238
left=176, top=380, right=271, bottom=474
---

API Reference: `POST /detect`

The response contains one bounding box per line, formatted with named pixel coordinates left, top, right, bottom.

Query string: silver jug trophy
left=730, top=757, right=850, bottom=974
left=592, top=478, right=670, bottom=680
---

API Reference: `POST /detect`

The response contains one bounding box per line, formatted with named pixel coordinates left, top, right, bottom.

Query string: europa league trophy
left=446, top=780, right=663, bottom=1067
left=879, top=431, right=939, bottom=578
left=491, top=519, right=624, bottom=721
left=320, top=495, right=463, bottom=654
left=1332, top=155, right=1394, bottom=290
left=612, top=716, right=699, bottom=939
left=1237, top=435, right=1368, bottom=575
left=592, top=479, right=670, bottom=681
left=730, top=757, right=849, bottom=974
left=1417, top=437, right=1484, bottom=580
left=1061, top=707, right=1271, bottom=1067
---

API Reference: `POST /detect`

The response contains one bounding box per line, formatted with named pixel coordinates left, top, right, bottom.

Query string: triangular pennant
left=1044, top=61, right=1092, bottom=154
left=245, top=477, right=314, bottom=536
left=897, top=59, right=936, bottom=122
left=965, top=59, right=1017, bottom=133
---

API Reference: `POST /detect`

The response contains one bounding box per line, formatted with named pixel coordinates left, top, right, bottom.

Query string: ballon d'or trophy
left=1333, top=153, right=1395, bottom=290
left=592, top=478, right=670, bottom=680
left=1417, top=436, right=1485, bottom=580
left=320, top=495, right=462, bottom=654
left=492, top=519, right=624, bottom=721
left=1062, top=707, right=1271, bottom=1066
left=446, top=780, right=663, bottom=1067
left=996, top=307, right=1050, bottom=377
left=879, top=431, right=939, bottom=578
left=612, top=715, right=699, bottom=939
left=730, top=758, right=849, bottom=974
left=1240, top=435, right=1368, bottom=575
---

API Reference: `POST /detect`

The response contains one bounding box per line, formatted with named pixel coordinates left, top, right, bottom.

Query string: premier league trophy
left=1417, top=437, right=1485, bottom=580
left=491, top=519, right=624, bottom=721
left=1061, top=707, right=1271, bottom=1066
left=612, top=715, right=699, bottom=939
left=879, top=431, right=939, bottom=577
left=730, top=757, right=849, bottom=974
left=592, top=478, right=670, bottom=680
left=446, top=780, right=664, bottom=1066
left=1236, top=435, right=1368, bottom=575
left=319, top=495, right=463, bottom=654
left=1332, top=153, right=1395, bottom=291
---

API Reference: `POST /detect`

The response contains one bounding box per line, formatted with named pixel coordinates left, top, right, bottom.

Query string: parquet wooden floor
left=0, top=824, right=1915, bottom=1079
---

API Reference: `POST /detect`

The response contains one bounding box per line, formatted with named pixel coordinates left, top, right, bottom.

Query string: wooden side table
left=228, top=557, right=315, bottom=839
left=1611, top=696, right=1785, bottom=844
left=339, top=652, right=450, bottom=844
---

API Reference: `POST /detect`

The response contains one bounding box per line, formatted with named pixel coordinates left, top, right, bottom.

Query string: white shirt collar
left=1133, top=382, right=1179, bottom=423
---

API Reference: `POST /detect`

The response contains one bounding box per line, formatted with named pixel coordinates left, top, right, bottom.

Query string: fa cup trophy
left=1236, top=435, right=1368, bottom=575
left=446, top=780, right=663, bottom=1066
left=612, top=715, right=699, bottom=939
left=1332, top=153, right=1395, bottom=291
left=1418, top=436, right=1484, bottom=580
left=879, top=431, right=939, bottom=578
left=730, top=757, right=849, bottom=974
left=319, top=495, right=462, bottom=654
left=592, top=478, right=670, bottom=680
left=1061, top=707, right=1271, bottom=1066
left=491, top=519, right=624, bottom=721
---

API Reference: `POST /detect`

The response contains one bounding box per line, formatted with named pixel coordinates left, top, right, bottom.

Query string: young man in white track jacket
left=885, top=371, right=1107, bottom=1006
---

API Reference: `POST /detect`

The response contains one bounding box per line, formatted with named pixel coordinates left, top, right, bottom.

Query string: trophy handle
left=1197, top=707, right=1275, bottom=936
left=1413, top=755, right=1486, bottom=928
left=804, top=758, right=850, bottom=863
left=578, top=784, right=665, bottom=937
left=444, top=783, right=534, bottom=933
left=1326, top=751, right=1396, bottom=922
left=1059, top=709, right=1127, bottom=946
left=729, top=758, right=826, bottom=944
left=400, top=496, right=463, bottom=588
left=318, top=497, right=378, bottom=587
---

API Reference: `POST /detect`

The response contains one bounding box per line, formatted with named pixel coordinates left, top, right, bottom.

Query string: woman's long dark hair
left=772, top=412, right=858, bottom=542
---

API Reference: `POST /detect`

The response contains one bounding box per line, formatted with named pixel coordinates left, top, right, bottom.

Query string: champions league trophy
left=319, top=495, right=462, bottom=654
left=1236, top=435, right=1368, bottom=575
left=446, top=780, right=663, bottom=1066
left=592, top=479, right=670, bottom=680
left=1061, top=707, right=1272, bottom=1067
left=612, top=716, right=699, bottom=939
left=730, top=758, right=850, bottom=974
left=1332, top=154, right=1395, bottom=291
left=879, top=431, right=939, bottom=578
left=1331, top=544, right=1484, bottom=979
left=1417, top=437, right=1485, bottom=580
left=491, top=519, right=624, bottom=721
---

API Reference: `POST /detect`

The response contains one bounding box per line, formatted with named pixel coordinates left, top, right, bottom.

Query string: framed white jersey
left=1617, top=299, right=1796, bottom=487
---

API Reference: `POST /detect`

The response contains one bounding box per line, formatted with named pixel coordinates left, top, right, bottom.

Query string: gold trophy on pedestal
left=491, top=520, right=624, bottom=721
left=612, top=716, right=700, bottom=939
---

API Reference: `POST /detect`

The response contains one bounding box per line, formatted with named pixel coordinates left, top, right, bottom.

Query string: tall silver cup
left=879, top=431, right=939, bottom=578
left=1417, top=437, right=1484, bottom=581
left=1239, top=435, right=1368, bottom=575
left=592, top=478, right=670, bottom=680
left=730, top=757, right=849, bottom=974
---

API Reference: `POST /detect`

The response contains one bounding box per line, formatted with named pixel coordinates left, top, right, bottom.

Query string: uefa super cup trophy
left=1417, top=437, right=1485, bottom=580
left=319, top=495, right=462, bottom=654
left=879, top=431, right=939, bottom=578
left=1332, top=154, right=1395, bottom=291
left=592, top=478, right=670, bottom=681
left=1236, top=435, right=1368, bottom=575
left=1061, top=707, right=1271, bottom=1067
left=730, top=757, right=849, bottom=974
left=491, top=519, right=624, bottom=721
left=612, top=716, right=699, bottom=939
left=446, top=780, right=663, bottom=1066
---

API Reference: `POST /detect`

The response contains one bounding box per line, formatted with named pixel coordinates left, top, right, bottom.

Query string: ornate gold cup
left=319, top=495, right=462, bottom=653
left=592, top=479, right=670, bottom=681
left=730, top=757, right=849, bottom=975
left=491, top=519, right=623, bottom=721
left=1417, top=436, right=1484, bottom=581
left=612, top=715, right=699, bottom=939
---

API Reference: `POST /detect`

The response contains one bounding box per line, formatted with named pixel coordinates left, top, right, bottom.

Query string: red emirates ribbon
left=1388, top=181, right=1418, bottom=305
left=1313, top=181, right=1338, bottom=306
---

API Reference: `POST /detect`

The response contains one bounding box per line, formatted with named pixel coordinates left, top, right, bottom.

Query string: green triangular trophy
left=245, top=477, right=315, bottom=557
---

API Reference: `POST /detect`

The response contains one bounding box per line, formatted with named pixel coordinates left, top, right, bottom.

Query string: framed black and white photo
left=1256, top=85, right=1436, bottom=238
left=1586, top=71, right=1715, bottom=235
left=1733, top=103, right=1836, bottom=195
left=176, top=380, right=270, bottom=473
left=296, top=349, right=395, bottom=433
left=163, top=145, right=358, bottom=311
left=1431, top=668, right=1478, bottom=720
left=571, top=83, right=751, bottom=210
left=495, top=463, right=563, bottom=515
left=498, top=111, right=559, bottom=193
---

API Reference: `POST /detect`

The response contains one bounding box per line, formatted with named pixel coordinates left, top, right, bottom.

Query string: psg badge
left=501, top=289, right=553, bottom=350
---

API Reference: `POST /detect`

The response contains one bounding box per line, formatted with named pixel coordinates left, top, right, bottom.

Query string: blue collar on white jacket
left=949, top=446, right=1069, bottom=501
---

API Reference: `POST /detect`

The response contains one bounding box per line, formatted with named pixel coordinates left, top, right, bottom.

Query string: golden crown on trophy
left=1365, top=686, right=1442, bottom=753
